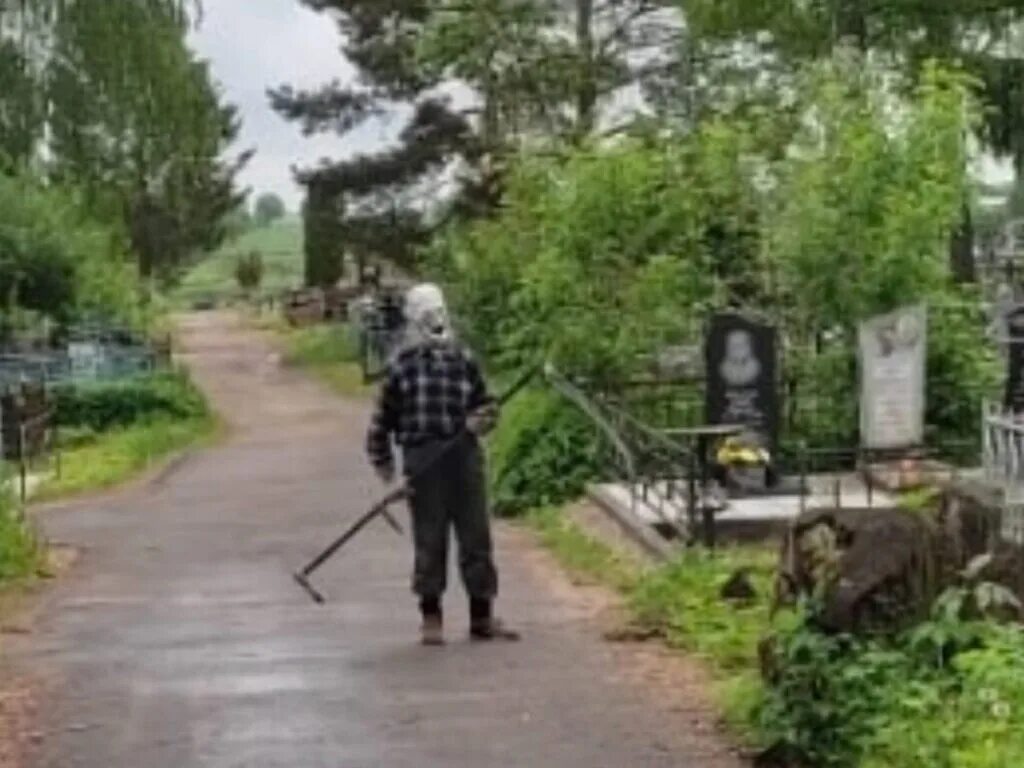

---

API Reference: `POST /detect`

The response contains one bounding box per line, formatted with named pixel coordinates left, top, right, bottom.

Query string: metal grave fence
left=982, top=401, right=1024, bottom=545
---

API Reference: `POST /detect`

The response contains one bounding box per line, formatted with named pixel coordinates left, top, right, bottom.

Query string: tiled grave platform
left=587, top=475, right=897, bottom=555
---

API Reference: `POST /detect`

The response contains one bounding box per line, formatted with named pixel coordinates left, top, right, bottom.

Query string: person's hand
left=375, top=463, right=396, bottom=486
left=467, top=403, right=499, bottom=436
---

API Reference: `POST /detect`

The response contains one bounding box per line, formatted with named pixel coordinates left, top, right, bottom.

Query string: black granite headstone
left=1004, top=306, right=1024, bottom=413
left=705, top=313, right=779, bottom=446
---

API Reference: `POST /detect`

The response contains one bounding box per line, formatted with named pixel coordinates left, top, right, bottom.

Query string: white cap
left=404, top=283, right=452, bottom=344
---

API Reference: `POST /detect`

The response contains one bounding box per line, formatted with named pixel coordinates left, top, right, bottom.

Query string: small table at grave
left=664, top=423, right=745, bottom=547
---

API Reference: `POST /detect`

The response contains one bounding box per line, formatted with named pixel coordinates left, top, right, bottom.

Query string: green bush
left=55, top=371, right=208, bottom=432
left=433, top=59, right=984, bottom=510
left=630, top=548, right=778, bottom=671
left=234, top=250, right=264, bottom=293
left=0, top=171, right=141, bottom=325
left=865, top=625, right=1024, bottom=768
left=927, top=302, right=1001, bottom=454
left=0, top=498, right=39, bottom=582
left=488, top=387, right=603, bottom=516
left=755, top=607, right=1024, bottom=768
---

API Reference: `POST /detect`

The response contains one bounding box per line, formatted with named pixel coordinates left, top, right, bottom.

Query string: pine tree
left=271, top=1, right=680, bottom=268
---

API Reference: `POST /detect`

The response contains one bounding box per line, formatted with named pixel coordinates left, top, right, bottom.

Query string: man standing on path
left=366, top=283, right=520, bottom=646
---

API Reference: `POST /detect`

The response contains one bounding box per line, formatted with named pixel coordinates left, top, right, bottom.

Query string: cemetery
left=574, top=303, right=976, bottom=552
left=0, top=323, right=199, bottom=501
left=14, top=2, right=1024, bottom=765
left=328, top=272, right=1024, bottom=764
left=238, top=60, right=1024, bottom=762
left=402, top=59, right=1024, bottom=765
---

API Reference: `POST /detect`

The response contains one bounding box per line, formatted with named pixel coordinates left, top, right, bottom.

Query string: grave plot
left=0, top=324, right=181, bottom=500
left=980, top=297, right=1024, bottom=548
left=589, top=474, right=896, bottom=546
left=0, top=323, right=169, bottom=390
left=549, top=304, right=995, bottom=556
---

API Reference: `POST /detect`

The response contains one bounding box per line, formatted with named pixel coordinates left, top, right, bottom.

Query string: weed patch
left=278, top=323, right=371, bottom=398
left=523, top=506, right=774, bottom=736
left=525, top=507, right=640, bottom=593
left=39, top=416, right=216, bottom=500
left=0, top=505, right=39, bottom=584
left=40, top=370, right=217, bottom=500
left=525, top=504, right=1024, bottom=767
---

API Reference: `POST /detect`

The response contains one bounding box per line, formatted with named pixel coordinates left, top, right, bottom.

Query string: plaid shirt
left=366, top=342, right=493, bottom=470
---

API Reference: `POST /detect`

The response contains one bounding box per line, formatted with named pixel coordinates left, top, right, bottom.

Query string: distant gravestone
left=1004, top=305, right=1024, bottom=413
left=859, top=305, right=927, bottom=450
left=989, top=284, right=1018, bottom=356
left=705, top=314, right=779, bottom=446
left=68, top=341, right=102, bottom=381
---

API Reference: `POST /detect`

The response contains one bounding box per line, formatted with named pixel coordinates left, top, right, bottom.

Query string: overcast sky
left=188, top=0, right=398, bottom=211
left=189, top=1, right=1015, bottom=212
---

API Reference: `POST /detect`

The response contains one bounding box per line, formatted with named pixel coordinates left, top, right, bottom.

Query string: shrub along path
left=4, top=311, right=742, bottom=767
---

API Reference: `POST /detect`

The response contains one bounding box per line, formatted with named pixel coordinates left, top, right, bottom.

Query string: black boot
left=469, top=598, right=520, bottom=642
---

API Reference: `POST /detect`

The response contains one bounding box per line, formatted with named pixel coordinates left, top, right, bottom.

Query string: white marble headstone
left=859, top=304, right=927, bottom=450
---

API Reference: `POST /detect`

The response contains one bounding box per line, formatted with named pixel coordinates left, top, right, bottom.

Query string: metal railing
left=982, top=401, right=1024, bottom=501
left=981, top=401, right=1024, bottom=546
left=545, top=365, right=989, bottom=548
left=14, top=406, right=59, bottom=505
left=546, top=365, right=698, bottom=542
left=0, top=346, right=165, bottom=390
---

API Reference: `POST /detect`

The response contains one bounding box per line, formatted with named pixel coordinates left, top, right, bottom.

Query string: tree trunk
left=833, top=0, right=867, bottom=51
left=575, top=0, right=596, bottom=138
left=951, top=202, right=977, bottom=284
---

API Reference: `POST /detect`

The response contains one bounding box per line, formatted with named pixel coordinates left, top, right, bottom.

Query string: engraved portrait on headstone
left=859, top=305, right=927, bottom=450
left=705, top=314, right=779, bottom=447
left=719, top=330, right=761, bottom=387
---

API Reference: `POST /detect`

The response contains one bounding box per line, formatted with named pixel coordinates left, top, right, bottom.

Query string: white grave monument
left=858, top=304, right=927, bottom=450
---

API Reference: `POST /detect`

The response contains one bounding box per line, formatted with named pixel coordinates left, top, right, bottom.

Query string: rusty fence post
left=19, top=419, right=26, bottom=506
left=54, top=418, right=62, bottom=480
left=799, top=442, right=808, bottom=516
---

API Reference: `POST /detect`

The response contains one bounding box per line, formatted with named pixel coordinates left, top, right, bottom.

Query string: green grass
left=0, top=474, right=44, bottom=600
left=630, top=547, right=777, bottom=669
left=0, top=504, right=41, bottom=583
left=278, top=323, right=373, bottom=398
left=524, top=506, right=776, bottom=737
left=628, top=545, right=780, bottom=739
left=37, top=415, right=218, bottom=501
left=526, top=507, right=641, bottom=593
left=173, top=217, right=303, bottom=305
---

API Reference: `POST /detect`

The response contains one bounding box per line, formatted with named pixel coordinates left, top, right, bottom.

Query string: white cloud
left=188, top=0, right=399, bottom=210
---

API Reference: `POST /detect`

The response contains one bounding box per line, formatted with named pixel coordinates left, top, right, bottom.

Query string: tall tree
left=42, top=0, right=248, bottom=279
left=303, top=178, right=346, bottom=288
left=0, top=38, right=42, bottom=166
left=0, top=0, right=56, bottom=167
left=680, top=1, right=1024, bottom=169
left=271, top=0, right=679, bottom=268
left=0, top=0, right=202, bottom=168
left=254, top=192, right=287, bottom=226
left=677, top=0, right=1024, bottom=281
